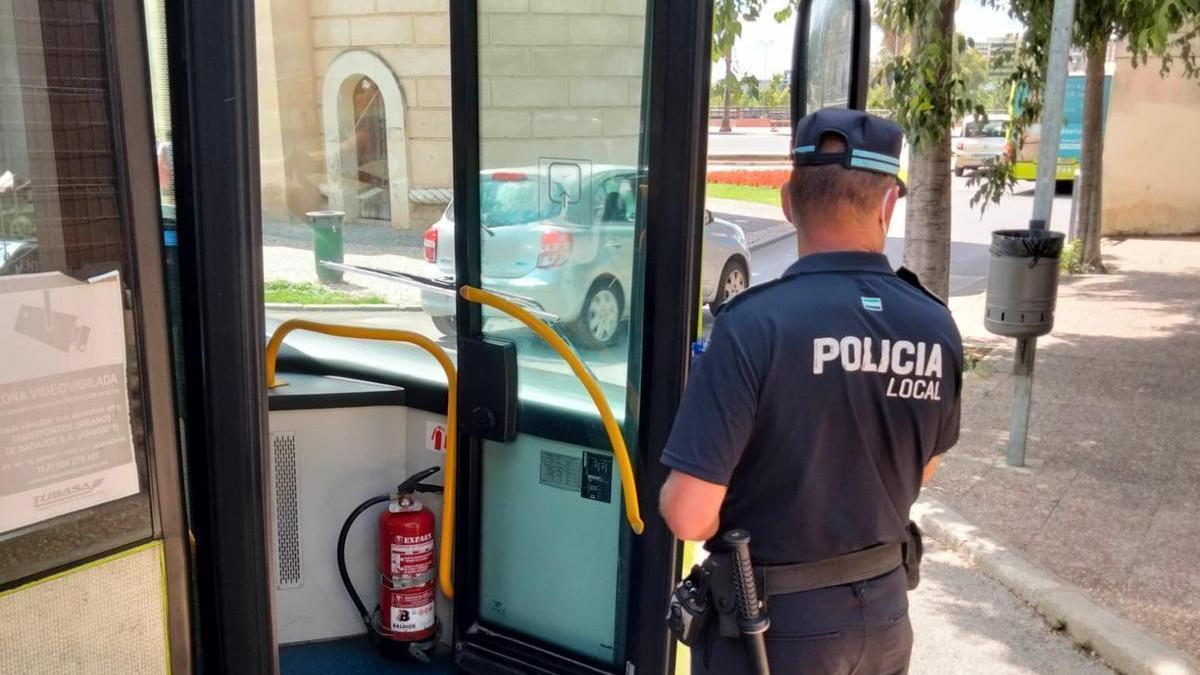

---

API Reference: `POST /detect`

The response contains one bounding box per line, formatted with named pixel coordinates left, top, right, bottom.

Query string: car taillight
left=537, top=229, right=573, bottom=268
left=956, top=141, right=964, bottom=150
left=423, top=227, right=438, bottom=263
left=1004, top=142, right=1016, bottom=162
left=490, top=171, right=528, bottom=182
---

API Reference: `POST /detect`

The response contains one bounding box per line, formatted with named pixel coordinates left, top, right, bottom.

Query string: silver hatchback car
left=421, top=166, right=751, bottom=349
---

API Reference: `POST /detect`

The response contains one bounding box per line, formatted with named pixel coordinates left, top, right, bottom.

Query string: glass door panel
left=473, top=0, right=650, bottom=665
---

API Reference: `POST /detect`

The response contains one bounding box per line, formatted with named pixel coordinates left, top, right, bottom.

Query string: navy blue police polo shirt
left=661, top=251, right=963, bottom=564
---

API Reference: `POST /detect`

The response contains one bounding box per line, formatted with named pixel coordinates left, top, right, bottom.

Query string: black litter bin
left=984, top=229, right=1065, bottom=338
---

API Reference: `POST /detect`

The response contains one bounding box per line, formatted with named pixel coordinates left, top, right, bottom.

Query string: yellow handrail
left=461, top=286, right=644, bottom=535
left=264, top=319, right=458, bottom=599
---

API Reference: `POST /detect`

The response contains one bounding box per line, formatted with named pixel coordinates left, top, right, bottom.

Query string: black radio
left=666, top=564, right=712, bottom=647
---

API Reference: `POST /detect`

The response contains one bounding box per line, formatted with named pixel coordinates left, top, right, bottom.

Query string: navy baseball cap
left=793, top=108, right=906, bottom=195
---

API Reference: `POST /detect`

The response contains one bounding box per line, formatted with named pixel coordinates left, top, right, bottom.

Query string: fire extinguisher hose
left=460, top=285, right=645, bottom=535
left=336, top=493, right=390, bottom=626
left=264, top=320, right=459, bottom=599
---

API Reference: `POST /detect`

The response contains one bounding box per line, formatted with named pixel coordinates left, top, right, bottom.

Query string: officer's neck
left=795, top=223, right=884, bottom=257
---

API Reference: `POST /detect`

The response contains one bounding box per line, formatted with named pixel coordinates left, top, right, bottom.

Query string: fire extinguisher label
left=390, top=593, right=435, bottom=633
left=390, top=535, right=434, bottom=576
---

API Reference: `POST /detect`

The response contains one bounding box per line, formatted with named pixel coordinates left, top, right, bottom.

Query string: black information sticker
left=580, top=452, right=613, bottom=504
left=539, top=451, right=581, bottom=492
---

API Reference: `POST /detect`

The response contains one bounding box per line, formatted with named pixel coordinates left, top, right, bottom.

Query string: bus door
left=444, top=1, right=709, bottom=672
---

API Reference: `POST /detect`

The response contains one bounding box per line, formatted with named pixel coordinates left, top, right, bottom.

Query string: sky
left=727, top=0, right=1026, bottom=80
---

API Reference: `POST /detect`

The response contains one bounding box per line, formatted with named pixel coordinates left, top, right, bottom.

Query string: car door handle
left=604, top=241, right=624, bottom=249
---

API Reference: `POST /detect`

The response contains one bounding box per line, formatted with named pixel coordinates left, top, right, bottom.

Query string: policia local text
left=812, top=337, right=946, bottom=401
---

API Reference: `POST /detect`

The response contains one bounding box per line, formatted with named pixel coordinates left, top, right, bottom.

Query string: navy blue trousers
left=693, top=566, right=912, bottom=675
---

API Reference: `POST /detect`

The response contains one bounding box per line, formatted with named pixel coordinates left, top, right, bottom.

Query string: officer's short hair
left=788, top=134, right=895, bottom=221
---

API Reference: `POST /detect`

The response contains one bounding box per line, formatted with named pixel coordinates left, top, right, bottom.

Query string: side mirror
left=790, top=0, right=870, bottom=125
left=704, top=209, right=713, bottom=226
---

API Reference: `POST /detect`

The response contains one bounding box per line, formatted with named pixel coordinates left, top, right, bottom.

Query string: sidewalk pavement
left=937, top=237, right=1200, bottom=659
left=909, top=537, right=1111, bottom=674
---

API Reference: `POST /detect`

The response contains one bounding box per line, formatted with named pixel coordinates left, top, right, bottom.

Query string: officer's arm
left=922, top=456, right=942, bottom=485
left=659, top=470, right=726, bottom=541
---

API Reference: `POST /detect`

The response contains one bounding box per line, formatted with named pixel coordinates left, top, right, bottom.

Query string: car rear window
left=480, top=177, right=564, bottom=227
left=966, top=120, right=1008, bottom=138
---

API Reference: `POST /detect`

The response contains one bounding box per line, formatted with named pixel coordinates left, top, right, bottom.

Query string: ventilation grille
left=272, top=431, right=302, bottom=589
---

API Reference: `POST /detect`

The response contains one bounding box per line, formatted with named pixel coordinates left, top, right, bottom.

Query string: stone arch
left=321, top=49, right=410, bottom=229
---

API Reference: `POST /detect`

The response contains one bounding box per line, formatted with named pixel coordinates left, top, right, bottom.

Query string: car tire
left=432, top=315, right=457, bottom=337
left=711, top=258, right=749, bottom=312
left=570, top=278, right=624, bottom=350
left=954, top=166, right=965, bottom=177
left=1055, top=179, right=1073, bottom=195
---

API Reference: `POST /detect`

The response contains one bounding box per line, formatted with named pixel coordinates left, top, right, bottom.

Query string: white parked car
left=421, top=166, right=751, bottom=349
left=953, top=115, right=1010, bottom=176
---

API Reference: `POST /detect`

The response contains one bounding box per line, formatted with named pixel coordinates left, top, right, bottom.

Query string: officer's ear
left=780, top=175, right=794, bottom=224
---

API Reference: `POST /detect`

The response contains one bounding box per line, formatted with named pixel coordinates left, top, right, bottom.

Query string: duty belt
left=706, top=542, right=904, bottom=639
left=754, top=542, right=903, bottom=597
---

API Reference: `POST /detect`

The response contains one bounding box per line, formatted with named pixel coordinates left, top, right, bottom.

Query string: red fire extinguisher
left=338, top=466, right=442, bottom=660
left=379, top=472, right=438, bottom=642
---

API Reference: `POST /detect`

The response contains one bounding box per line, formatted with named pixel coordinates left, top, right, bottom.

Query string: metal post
left=1008, top=338, right=1037, bottom=466
left=1067, top=168, right=1081, bottom=241
left=1030, top=0, right=1077, bottom=226
left=1008, top=0, right=1076, bottom=467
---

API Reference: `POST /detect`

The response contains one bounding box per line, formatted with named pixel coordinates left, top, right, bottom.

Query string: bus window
left=255, top=1, right=456, bottom=380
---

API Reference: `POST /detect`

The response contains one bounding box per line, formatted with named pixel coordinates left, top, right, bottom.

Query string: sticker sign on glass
left=581, top=452, right=612, bottom=504
left=539, top=451, right=581, bottom=493
left=0, top=272, right=139, bottom=534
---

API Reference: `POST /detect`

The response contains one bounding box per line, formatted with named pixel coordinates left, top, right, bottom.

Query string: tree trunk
left=902, top=0, right=955, bottom=300
left=720, top=54, right=733, bottom=133
left=1077, top=40, right=1107, bottom=272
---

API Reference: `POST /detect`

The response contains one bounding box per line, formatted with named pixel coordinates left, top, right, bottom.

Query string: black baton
left=724, top=529, right=771, bottom=675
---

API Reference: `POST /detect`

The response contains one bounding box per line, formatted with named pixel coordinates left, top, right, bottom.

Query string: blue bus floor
left=279, top=637, right=456, bottom=675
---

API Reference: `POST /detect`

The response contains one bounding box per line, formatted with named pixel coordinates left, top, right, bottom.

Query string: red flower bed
left=707, top=169, right=791, bottom=188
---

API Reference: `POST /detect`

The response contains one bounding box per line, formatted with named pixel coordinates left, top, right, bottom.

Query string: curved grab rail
left=460, top=286, right=645, bottom=535
left=264, top=319, right=458, bottom=599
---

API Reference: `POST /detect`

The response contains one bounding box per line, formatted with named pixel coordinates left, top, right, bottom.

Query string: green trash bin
left=306, top=210, right=345, bottom=284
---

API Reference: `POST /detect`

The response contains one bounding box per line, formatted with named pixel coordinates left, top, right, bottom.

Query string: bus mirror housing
left=791, top=0, right=871, bottom=128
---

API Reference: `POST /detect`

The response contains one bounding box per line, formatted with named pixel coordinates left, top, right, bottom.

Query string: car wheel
left=1055, top=179, right=1074, bottom=195
left=954, top=166, right=965, bottom=177
left=571, top=279, right=623, bottom=350
left=712, top=258, right=749, bottom=311
left=432, top=315, right=457, bottom=337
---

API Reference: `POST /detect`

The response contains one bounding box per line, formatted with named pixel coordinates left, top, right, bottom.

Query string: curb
left=264, top=303, right=402, bottom=312
left=913, top=494, right=1200, bottom=675
left=748, top=227, right=795, bottom=252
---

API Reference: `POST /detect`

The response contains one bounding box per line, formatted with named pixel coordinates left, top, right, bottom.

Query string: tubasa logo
left=33, top=477, right=105, bottom=508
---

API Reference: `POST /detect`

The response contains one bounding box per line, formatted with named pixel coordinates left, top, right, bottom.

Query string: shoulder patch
left=896, top=266, right=947, bottom=307
left=712, top=275, right=790, bottom=316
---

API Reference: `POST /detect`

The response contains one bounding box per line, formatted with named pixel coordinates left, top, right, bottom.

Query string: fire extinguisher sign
left=425, top=421, right=446, bottom=453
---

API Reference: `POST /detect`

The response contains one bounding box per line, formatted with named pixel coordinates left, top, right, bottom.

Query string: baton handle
left=724, top=529, right=771, bottom=675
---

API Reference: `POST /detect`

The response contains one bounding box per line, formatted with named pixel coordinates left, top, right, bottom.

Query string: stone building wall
left=256, top=0, right=649, bottom=230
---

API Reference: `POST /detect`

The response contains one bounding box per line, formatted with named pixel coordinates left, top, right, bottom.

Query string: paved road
left=721, top=174, right=1075, bottom=296
left=707, top=127, right=793, bottom=158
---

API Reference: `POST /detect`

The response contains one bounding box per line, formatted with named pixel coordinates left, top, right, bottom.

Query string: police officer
left=659, top=108, right=962, bottom=674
